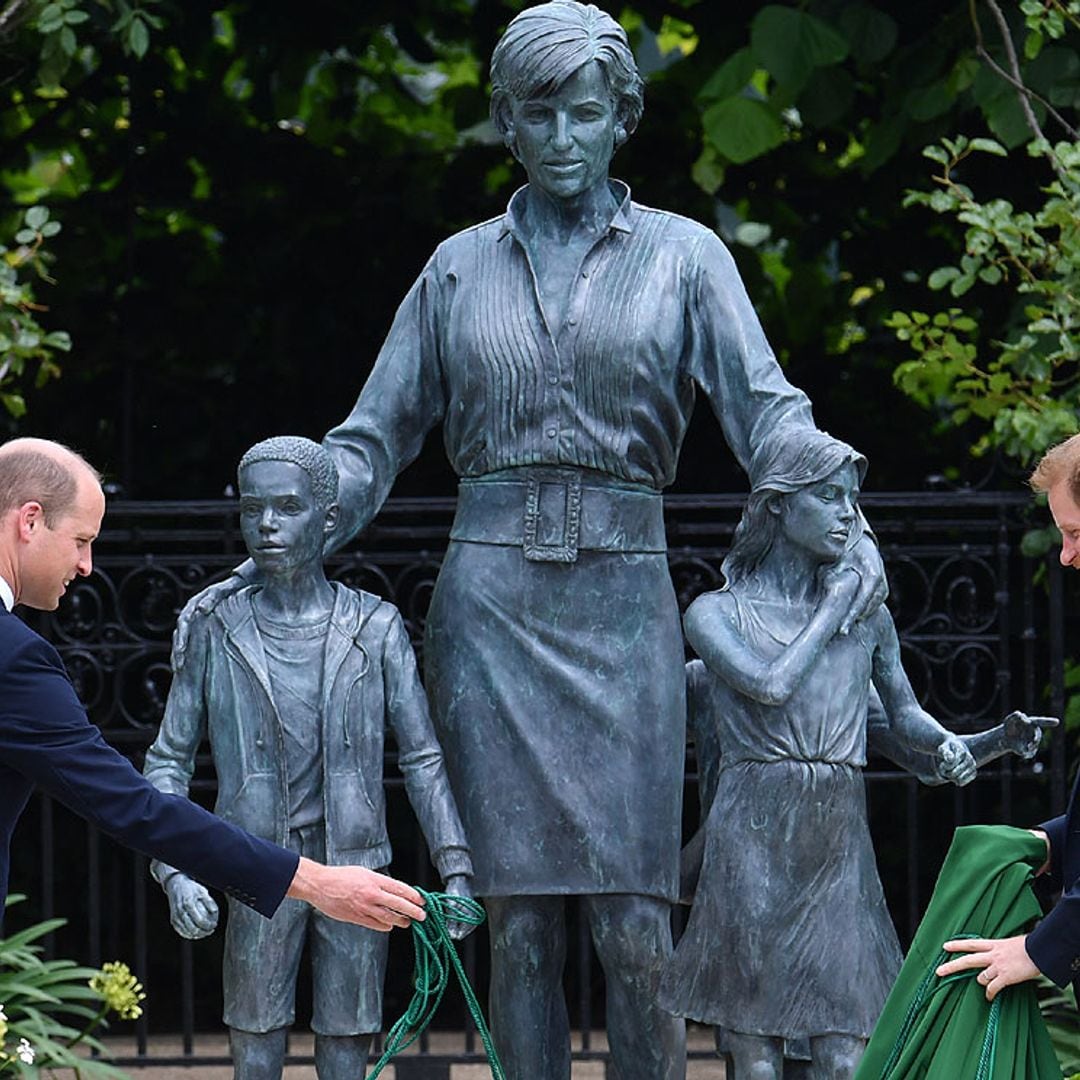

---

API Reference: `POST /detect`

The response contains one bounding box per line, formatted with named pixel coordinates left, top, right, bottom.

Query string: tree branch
left=0, top=0, right=32, bottom=38
left=969, top=0, right=1079, bottom=149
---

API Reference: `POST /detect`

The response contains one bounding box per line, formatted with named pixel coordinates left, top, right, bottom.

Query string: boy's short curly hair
left=238, top=436, right=339, bottom=511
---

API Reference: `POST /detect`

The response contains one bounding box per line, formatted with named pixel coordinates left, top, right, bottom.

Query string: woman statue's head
left=722, top=429, right=867, bottom=585
left=490, top=1, right=644, bottom=154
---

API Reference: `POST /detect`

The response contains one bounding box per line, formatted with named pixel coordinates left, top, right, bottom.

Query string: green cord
left=877, top=934, right=1001, bottom=1080
left=365, top=889, right=506, bottom=1080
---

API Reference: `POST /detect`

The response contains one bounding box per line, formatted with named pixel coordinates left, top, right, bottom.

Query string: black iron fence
left=7, top=491, right=1073, bottom=1075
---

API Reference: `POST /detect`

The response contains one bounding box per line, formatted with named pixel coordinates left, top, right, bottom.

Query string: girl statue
left=658, top=429, right=1052, bottom=1080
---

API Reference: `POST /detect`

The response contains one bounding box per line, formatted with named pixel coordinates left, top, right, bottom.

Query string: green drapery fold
left=855, top=825, right=1061, bottom=1079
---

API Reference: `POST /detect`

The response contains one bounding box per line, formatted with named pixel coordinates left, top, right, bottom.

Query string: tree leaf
left=1, top=393, right=27, bottom=418
left=697, top=47, right=756, bottom=104
left=969, top=137, right=1008, bottom=157
left=25, top=206, right=49, bottom=229
left=702, top=96, right=785, bottom=164
left=751, top=6, right=849, bottom=94
left=43, top=331, right=72, bottom=350
left=928, top=266, right=961, bottom=290
left=128, top=17, right=149, bottom=59
left=838, top=3, right=898, bottom=65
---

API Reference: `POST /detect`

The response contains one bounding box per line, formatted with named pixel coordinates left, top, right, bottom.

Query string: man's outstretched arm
left=287, top=859, right=425, bottom=932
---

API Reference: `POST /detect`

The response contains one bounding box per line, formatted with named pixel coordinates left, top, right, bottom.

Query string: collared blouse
left=326, top=181, right=814, bottom=546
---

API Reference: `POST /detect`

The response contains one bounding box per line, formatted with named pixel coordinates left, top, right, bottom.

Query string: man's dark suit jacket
left=1026, top=776, right=1080, bottom=987
left=0, top=604, right=297, bottom=926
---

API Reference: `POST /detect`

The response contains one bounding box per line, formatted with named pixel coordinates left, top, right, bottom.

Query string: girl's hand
left=1002, top=710, right=1058, bottom=759
left=820, top=559, right=861, bottom=605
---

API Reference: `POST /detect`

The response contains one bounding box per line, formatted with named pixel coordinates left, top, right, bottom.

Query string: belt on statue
left=449, top=467, right=667, bottom=563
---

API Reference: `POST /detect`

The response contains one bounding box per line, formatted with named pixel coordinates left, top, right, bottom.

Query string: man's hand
left=286, top=858, right=426, bottom=932
left=443, top=874, right=477, bottom=942
left=840, top=531, right=888, bottom=635
left=1029, top=828, right=1051, bottom=876
left=935, top=735, right=977, bottom=787
left=935, top=935, right=1041, bottom=1001
left=1003, top=710, right=1058, bottom=759
left=164, top=874, right=219, bottom=940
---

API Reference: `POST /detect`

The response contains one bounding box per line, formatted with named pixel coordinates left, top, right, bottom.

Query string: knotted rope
left=365, top=889, right=505, bottom=1080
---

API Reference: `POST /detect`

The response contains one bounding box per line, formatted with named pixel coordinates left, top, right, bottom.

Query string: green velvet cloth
left=855, top=825, right=1061, bottom=1079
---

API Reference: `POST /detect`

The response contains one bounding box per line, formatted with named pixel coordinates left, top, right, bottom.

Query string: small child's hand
left=936, top=735, right=976, bottom=786
left=1002, top=710, right=1058, bottom=759
left=443, top=875, right=477, bottom=942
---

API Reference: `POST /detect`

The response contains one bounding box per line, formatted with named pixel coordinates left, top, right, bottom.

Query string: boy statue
left=143, top=436, right=473, bottom=1080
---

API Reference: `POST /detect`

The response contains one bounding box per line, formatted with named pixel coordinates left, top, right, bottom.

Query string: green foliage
left=889, top=132, right=1080, bottom=463
left=0, top=205, right=68, bottom=418
left=0, top=896, right=142, bottom=1077
left=0, top=0, right=1075, bottom=490
left=0, top=0, right=165, bottom=420
left=885, top=1, right=1080, bottom=467
left=1038, top=976, right=1080, bottom=1076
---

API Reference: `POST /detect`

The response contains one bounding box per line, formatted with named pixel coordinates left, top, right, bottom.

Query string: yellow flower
left=89, top=962, right=146, bottom=1021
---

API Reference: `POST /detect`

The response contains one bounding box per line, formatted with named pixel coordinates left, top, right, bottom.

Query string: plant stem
left=65, top=1005, right=107, bottom=1051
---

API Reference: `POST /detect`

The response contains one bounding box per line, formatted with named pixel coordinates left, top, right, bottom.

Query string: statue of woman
left=657, top=428, right=1049, bottom=1080
left=179, top=5, right=884, bottom=1076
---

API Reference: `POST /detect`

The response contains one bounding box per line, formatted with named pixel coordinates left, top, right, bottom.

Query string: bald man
left=0, top=437, right=426, bottom=933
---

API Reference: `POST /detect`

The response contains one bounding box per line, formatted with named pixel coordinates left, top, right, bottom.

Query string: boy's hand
left=443, top=875, right=478, bottom=942
left=164, top=874, right=219, bottom=939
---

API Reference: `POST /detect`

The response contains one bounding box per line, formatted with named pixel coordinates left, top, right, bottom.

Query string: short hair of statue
left=0, top=440, right=100, bottom=525
left=1030, top=432, right=1080, bottom=505
left=238, top=436, right=340, bottom=513
left=489, top=0, right=645, bottom=137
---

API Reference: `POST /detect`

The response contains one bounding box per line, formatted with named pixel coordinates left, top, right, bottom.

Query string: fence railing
left=7, top=491, right=1071, bottom=1076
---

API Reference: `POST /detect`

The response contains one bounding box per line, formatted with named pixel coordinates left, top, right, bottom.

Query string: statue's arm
left=323, top=257, right=448, bottom=553
left=866, top=685, right=945, bottom=784
left=144, top=613, right=212, bottom=888
left=687, top=233, right=886, bottom=624
left=684, top=569, right=857, bottom=707
left=380, top=606, right=473, bottom=882
left=868, top=606, right=975, bottom=784
left=686, top=230, right=815, bottom=472
left=960, top=711, right=1058, bottom=767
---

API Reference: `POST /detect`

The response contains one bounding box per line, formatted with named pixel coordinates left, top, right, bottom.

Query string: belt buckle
left=523, top=469, right=582, bottom=563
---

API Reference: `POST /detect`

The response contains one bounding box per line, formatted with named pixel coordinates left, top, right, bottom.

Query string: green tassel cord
left=365, top=889, right=505, bottom=1080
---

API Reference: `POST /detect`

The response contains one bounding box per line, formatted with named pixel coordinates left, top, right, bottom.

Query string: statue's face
left=238, top=459, right=329, bottom=576
left=777, top=461, right=860, bottom=563
left=508, top=59, right=616, bottom=202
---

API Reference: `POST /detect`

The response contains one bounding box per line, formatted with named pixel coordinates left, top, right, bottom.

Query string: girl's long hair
left=721, top=429, right=866, bottom=587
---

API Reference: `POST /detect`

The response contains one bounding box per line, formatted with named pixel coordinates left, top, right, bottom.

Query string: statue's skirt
left=424, top=536, right=685, bottom=899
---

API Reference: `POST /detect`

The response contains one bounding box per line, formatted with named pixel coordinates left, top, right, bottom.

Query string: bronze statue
left=658, top=428, right=1055, bottom=1080
left=177, top=5, right=888, bottom=1076
left=146, top=437, right=472, bottom=1080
